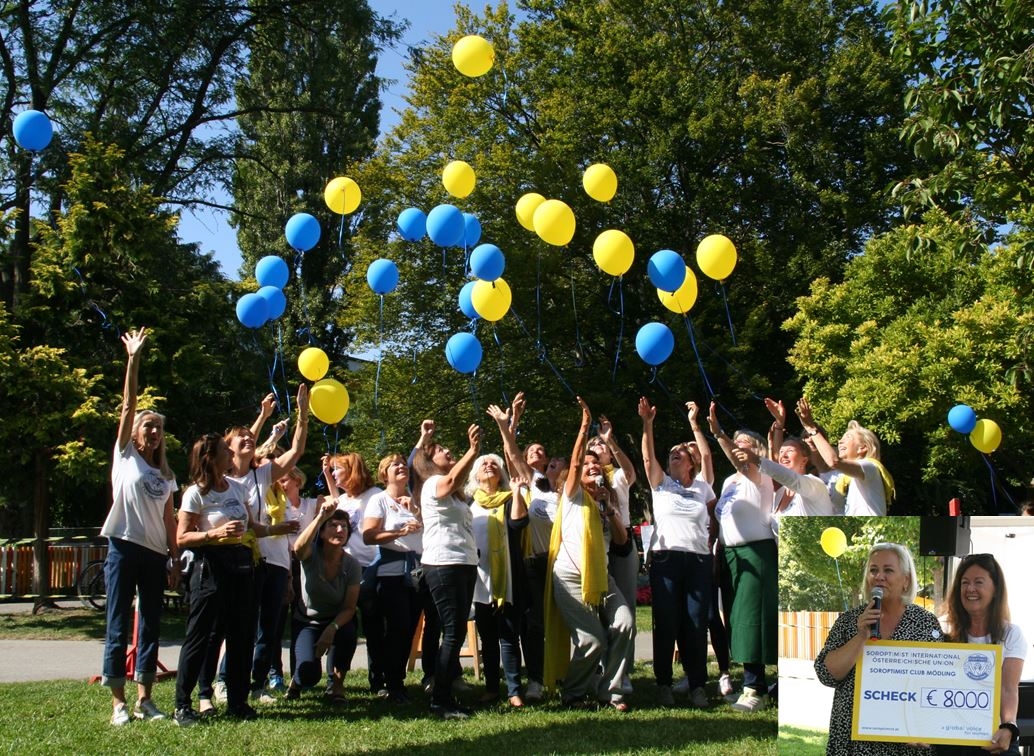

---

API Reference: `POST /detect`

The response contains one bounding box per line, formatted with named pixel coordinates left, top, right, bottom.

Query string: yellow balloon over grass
left=592, top=229, right=634, bottom=276
left=515, top=192, right=546, bottom=231
left=696, top=233, right=738, bottom=281
left=820, top=527, right=847, bottom=558
left=297, top=347, right=329, bottom=381
left=657, top=268, right=698, bottom=313
left=452, top=35, right=494, bottom=77
left=309, top=378, right=350, bottom=425
left=532, top=199, right=576, bottom=246
left=442, top=160, right=476, bottom=198
left=969, top=418, right=1002, bottom=453
left=582, top=163, right=618, bottom=202
left=471, top=278, right=512, bottom=321
left=324, top=176, right=361, bottom=215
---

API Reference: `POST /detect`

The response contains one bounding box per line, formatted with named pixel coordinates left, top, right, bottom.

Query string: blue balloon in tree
left=647, top=249, right=687, bottom=292
left=236, top=293, right=269, bottom=329
left=470, top=244, right=505, bottom=281
left=445, top=332, right=483, bottom=374
left=458, top=280, right=480, bottom=320
left=463, top=213, right=482, bottom=247
left=255, top=255, right=289, bottom=289
left=635, top=322, right=675, bottom=365
left=426, top=204, right=465, bottom=247
left=12, top=110, right=53, bottom=151
left=947, top=404, right=978, bottom=434
left=284, top=213, right=321, bottom=252
left=367, top=258, right=400, bottom=295
left=397, top=208, right=427, bottom=242
left=257, top=286, right=287, bottom=320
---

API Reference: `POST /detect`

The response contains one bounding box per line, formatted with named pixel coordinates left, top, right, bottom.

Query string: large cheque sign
left=851, top=640, right=1001, bottom=746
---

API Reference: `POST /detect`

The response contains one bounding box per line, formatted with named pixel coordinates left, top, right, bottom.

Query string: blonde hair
left=846, top=420, right=881, bottom=461
left=733, top=429, right=767, bottom=458
left=133, top=411, right=174, bottom=480
left=859, top=542, right=918, bottom=605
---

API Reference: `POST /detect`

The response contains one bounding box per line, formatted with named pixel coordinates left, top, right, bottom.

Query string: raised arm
left=797, top=397, right=866, bottom=480
left=487, top=403, right=534, bottom=481
left=435, top=424, right=483, bottom=498
left=564, top=397, right=592, bottom=499
left=707, top=402, right=763, bottom=486
left=598, top=414, right=635, bottom=486
left=638, top=397, right=664, bottom=489
left=117, top=328, right=148, bottom=451
left=268, top=384, right=310, bottom=480
left=295, top=498, right=335, bottom=561
left=249, top=392, right=278, bottom=441
left=764, top=397, right=786, bottom=462
left=685, top=401, right=713, bottom=485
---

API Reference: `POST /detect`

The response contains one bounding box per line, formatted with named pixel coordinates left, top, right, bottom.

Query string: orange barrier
left=778, top=610, right=841, bottom=660
left=0, top=539, right=107, bottom=598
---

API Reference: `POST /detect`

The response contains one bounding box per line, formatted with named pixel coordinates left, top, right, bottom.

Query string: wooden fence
left=0, top=538, right=107, bottom=599
left=779, top=610, right=841, bottom=660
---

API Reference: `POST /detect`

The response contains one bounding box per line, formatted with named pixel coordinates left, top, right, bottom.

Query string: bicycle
left=77, top=558, right=106, bottom=611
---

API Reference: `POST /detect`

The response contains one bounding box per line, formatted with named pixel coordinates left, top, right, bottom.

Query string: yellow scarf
left=473, top=488, right=511, bottom=607
left=542, top=488, right=609, bottom=690
left=835, top=458, right=895, bottom=507
left=264, top=485, right=287, bottom=526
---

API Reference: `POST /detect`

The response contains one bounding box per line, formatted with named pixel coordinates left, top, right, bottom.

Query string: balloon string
left=683, top=314, right=717, bottom=399
left=686, top=314, right=764, bottom=403
left=469, top=374, right=480, bottom=415
left=410, top=347, right=419, bottom=385
left=570, top=271, right=585, bottom=366
left=294, top=251, right=315, bottom=344
left=374, top=294, right=384, bottom=416
left=510, top=307, right=577, bottom=399
left=648, top=367, right=675, bottom=405
left=337, top=213, right=346, bottom=250
left=535, top=250, right=543, bottom=349
left=718, top=281, right=737, bottom=346
left=274, top=322, right=292, bottom=418
left=71, top=267, right=121, bottom=339
left=492, top=325, right=508, bottom=406
left=833, top=557, right=848, bottom=611
left=980, top=455, right=1016, bottom=512
left=610, top=276, right=625, bottom=381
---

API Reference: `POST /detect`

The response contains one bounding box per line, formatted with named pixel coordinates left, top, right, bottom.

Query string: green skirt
left=724, top=539, right=777, bottom=665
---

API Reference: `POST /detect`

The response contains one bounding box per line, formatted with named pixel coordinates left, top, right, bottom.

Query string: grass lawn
left=0, top=663, right=776, bottom=755
left=777, top=725, right=827, bottom=755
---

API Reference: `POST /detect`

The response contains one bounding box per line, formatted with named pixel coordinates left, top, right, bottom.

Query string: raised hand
left=260, top=392, right=278, bottom=417
left=685, top=401, right=700, bottom=425
left=638, top=396, right=656, bottom=422
left=122, top=327, right=148, bottom=358
left=796, top=397, right=815, bottom=427
left=598, top=414, right=614, bottom=442
left=764, top=397, right=787, bottom=426
left=296, top=383, right=310, bottom=415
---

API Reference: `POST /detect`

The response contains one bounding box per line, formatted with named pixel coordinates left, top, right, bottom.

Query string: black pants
left=375, top=574, right=422, bottom=692
left=176, top=546, right=256, bottom=710
left=423, top=564, right=476, bottom=707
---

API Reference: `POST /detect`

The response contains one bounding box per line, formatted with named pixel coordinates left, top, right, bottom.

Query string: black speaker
left=918, top=516, right=968, bottom=556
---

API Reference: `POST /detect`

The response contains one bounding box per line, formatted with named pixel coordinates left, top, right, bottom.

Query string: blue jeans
left=102, top=537, right=167, bottom=687
left=474, top=601, right=522, bottom=697
left=292, top=618, right=357, bottom=688
left=251, top=562, right=289, bottom=691
left=649, top=550, right=712, bottom=689
left=423, top=564, right=476, bottom=706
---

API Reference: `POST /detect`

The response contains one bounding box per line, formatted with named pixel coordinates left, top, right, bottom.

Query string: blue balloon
left=458, top=280, right=480, bottom=320
left=12, top=110, right=53, bottom=152
left=947, top=404, right=978, bottom=434
left=255, top=255, right=289, bottom=288
left=284, top=213, right=321, bottom=252
left=236, top=292, right=269, bottom=329
left=647, top=249, right=687, bottom=292
left=426, top=204, right=465, bottom=247
left=463, top=213, right=482, bottom=247
left=367, top=258, right=400, bottom=295
left=445, top=332, right=482, bottom=374
left=257, top=285, right=287, bottom=320
left=635, top=322, right=675, bottom=366
left=470, top=244, right=505, bottom=281
left=397, top=207, right=427, bottom=242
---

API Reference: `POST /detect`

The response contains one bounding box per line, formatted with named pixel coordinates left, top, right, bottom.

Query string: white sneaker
left=213, top=681, right=228, bottom=703
left=133, top=698, right=166, bottom=720
left=688, top=686, right=709, bottom=709
left=672, top=675, right=689, bottom=694
left=719, top=673, right=734, bottom=697
left=525, top=681, right=544, bottom=701
left=730, top=687, right=767, bottom=712
left=110, top=702, right=131, bottom=726
left=250, top=689, right=276, bottom=705
left=620, top=675, right=634, bottom=695
left=657, top=684, right=675, bottom=707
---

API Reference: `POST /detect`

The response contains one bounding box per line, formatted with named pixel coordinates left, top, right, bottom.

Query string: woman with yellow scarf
left=544, top=397, right=634, bottom=712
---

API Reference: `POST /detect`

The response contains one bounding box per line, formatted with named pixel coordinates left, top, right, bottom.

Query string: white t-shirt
left=759, top=459, right=835, bottom=517
left=335, top=487, right=382, bottom=568
left=820, top=470, right=847, bottom=515
left=527, top=490, right=558, bottom=556
left=648, top=475, right=714, bottom=555
left=285, top=497, right=318, bottom=550
left=967, top=622, right=1028, bottom=661
left=554, top=487, right=610, bottom=574
left=102, top=442, right=178, bottom=555
left=228, top=464, right=290, bottom=569
left=179, top=479, right=250, bottom=543
left=716, top=473, right=775, bottom=547
left=607, top=467, right=632, bottom=528
left=364, top=491, right=422, bottom=577
left=471, top=499, right=516, bottom=605
left=420, top=475, right=477, bottom=566
left=844, top=459, right=887, bottom=516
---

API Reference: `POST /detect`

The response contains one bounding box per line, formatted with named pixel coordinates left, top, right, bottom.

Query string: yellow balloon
left=820, top=527, right=847, bottom=559
left=324, top=176, right=361, bottom=215
left=592, top=229, right=634, bottom=276
left=657, top=268, right=698, bottom=313
left=969, top=418, right=1002, bottom=453
left=515, top=192, right=546, bottom=232
left=532, top=199, right=576, bottom=246
left=309, top=378, right=350, bottom=425
left=442, top=160, right=476, bottom=199
left=471, top=278, right=512, bottom=322
left=583, top=163, right=618, bottom=202
left=452, top=35, right=494, bottom=77
left=696, top=233, right=738, bottom=281
left=297, top=347, right=329, bottom=381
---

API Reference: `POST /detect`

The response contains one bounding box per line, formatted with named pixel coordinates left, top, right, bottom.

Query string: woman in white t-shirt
left=638, top=397, right=717, bottom=708
left=941, top=553, right=1028, bottom=755
left=101, top=328, right=179, bottom=725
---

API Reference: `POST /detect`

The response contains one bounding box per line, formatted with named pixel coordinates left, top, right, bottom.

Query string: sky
left=177, top=1, right=460, bottom=279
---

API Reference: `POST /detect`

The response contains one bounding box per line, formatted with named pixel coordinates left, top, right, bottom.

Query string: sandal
left=508, top=695, right=525, bottom=708
left=606, top=699, right=631, bottom=713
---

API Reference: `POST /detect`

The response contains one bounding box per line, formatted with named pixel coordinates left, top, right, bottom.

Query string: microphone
left=870, top=586, right=884, bottom=639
